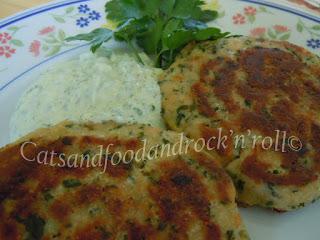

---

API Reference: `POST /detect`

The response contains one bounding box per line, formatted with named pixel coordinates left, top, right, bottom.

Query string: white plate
left=0, top=0, right=319, bottom=239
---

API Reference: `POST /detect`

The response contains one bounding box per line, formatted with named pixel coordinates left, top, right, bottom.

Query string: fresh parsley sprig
left=66, top=0, right=229, bottom=69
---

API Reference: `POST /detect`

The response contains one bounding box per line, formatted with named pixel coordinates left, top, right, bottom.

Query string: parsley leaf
left=195, top=28, right=229, bottom=41
left=163, top=29, right=194, bottom=50
left=105, top=0, right=161, bottom=22
left=136, top=17, right=164, bottom=56
left=66, top=0, right=228, bottom=69
left=66, top=28, right=113, bottom=52
left=171, top=0, right=216, bottom=20
left=114, top=17, right=154, bottom=41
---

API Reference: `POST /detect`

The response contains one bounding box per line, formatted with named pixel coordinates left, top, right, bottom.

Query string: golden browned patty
left=0, top=121, right=248, bottom=240
left=160, top=36, right=320, bottom=211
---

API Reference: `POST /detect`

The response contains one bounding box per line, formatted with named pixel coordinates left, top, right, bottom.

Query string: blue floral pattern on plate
left=307, top=39, right=320, bottom=49
left=76, top=17, right=89, bottom=28
left=78, top=4, right=90, bottom=14
left=76, top=4, right=101, bottom=28
left=89, top=11, right=101, bottom=21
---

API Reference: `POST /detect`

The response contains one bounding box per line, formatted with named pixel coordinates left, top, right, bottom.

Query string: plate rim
left=0, top=0, right=90, bottom=29
left=0, top=0, right=319, bottom=93
left=241, top=0, right=320, bottom=22
left=0, top=0, right=319, bottom=30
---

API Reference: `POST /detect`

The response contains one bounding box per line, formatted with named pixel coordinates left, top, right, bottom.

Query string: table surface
left=0, top=0, right=51, bottom=19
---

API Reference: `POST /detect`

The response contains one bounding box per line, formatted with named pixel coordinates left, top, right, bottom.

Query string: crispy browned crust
left=160, top=36, right=320, bottom=211
left=0, top=121, right=248, bottom=240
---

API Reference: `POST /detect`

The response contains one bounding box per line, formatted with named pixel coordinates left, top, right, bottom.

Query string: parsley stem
left=169, top=50, right=173, bottom=63
left=128, top=40, right=144, bottom=65
left=155, top=55, right=161, bottom=68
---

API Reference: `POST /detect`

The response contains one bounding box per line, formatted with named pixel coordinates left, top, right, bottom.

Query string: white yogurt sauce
left=10, top=50, right=164, bottom=140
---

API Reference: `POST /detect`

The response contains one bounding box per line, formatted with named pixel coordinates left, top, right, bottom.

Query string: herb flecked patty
left=0, top=121, right=248, bottom=240
left=160, top=36, right=320, bottom=211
